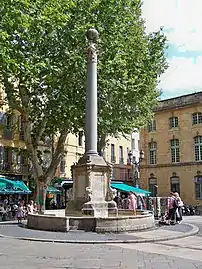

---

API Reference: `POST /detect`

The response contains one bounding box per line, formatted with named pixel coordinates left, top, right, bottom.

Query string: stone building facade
left=139, top=91, right=202, bottom=205
left=58, top=133, right=133, bottom=183
left=0, top=90, right=29, bottom=183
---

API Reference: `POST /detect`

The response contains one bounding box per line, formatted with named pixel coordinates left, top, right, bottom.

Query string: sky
left=142, top=0, right=202, bottom=99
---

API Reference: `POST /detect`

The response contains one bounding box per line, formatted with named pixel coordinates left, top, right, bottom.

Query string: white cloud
left=142, top=0, right=202, bottom=97
left=159, top=56, right=202, bottom=91
left=142, top=0, right=202, bottom=51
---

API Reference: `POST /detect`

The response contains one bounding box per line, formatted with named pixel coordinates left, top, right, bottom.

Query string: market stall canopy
left=110, top=182, right=151, bottom=197
left=0, top=182, right=6, bottom=188
left=0, top=177, right=15, bottom=186
left=0, top=177, right=31, bottom=194
left=14, top=181, right=32, bottom=194
left=47, top=186, right=61, bottom=194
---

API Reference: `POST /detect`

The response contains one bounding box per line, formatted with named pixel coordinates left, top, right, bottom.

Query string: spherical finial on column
left=86, top=28, right=99, bottom=43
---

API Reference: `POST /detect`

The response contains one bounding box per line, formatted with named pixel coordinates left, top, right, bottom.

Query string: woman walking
left=128, top=192, right=137, bottom=214
left=166, top=192, right=178, bottom=225
left=175, top=192, right=183, bottom=223
left=16, top=203, right=24, bottom=224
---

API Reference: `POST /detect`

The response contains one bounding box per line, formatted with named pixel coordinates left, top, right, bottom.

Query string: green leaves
left=0, top=0, right=167, bottom=164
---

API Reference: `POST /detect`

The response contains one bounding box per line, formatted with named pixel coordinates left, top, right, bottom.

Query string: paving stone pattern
left=160, top=223, right=193, bottom=233
left=1, top=237, right=202, bottom=269
left=0, top=223, right=141, bottom=241
left=0, top=222, right=191, bottom=242
left=185, top=216, right=202, bottom=236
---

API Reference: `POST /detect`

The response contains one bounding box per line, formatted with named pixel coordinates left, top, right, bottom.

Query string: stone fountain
left=27, top=29, right=154, bottom=233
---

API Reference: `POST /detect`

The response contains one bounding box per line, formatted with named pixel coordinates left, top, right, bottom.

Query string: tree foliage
left=0, top=0, right=168, bottom=189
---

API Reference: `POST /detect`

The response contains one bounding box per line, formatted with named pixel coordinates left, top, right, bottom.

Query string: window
left=11, top=149, right=16, bottom=164
left=119, top=146, right=123, bottom=164
left=127, top=168, right=132, bottom=181
left=17, top=153, right=21, bottom=165
left=120, top=168, right=124, bottom=180
left=78, top=131, right=83, bottom=146
left=0, top=147, right=3, bottom=169
left=127, top=147, right=131, bottom=164
left=3, top=148, right=9, bottom=163
left=20, top=150, right=27, bottom=165
left=112, top=167, right=116, bottom=180
left=148, top=174, right=157, bottom=197
left=5, top=114, right=12, bottom=130
left=0, top=112, right=5, bottom=125
left=132, top=139, right=135, bottom=150
left=170, top=139, right=180, bottom=163
left=2, top=148, right=10, bottom=171
left=111, top=144, right=115, bottom=163
left=170, top=174, right=180, bottom=193
left=192, top=112, right=202, bottom=125
left=60, top=155, right=66, bottom=173
left=0, top=147, right=3, bottom=162
left=148, top=120, right=156, bottom=132
left=3, top=114, right=13, bottom=140
left=194, top=136, right=202, bottom=161
left=195, top=172, right=202, bottom=199
left=169, top=117, right=178, bottom=128
left=148, top=141, right=157, bottom=164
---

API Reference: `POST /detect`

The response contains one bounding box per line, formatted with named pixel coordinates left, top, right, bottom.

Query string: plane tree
left=0, top=0, right=167, bottom=209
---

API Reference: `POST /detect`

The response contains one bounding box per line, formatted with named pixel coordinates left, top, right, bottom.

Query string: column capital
left=86, top=29, right=98, bottom=63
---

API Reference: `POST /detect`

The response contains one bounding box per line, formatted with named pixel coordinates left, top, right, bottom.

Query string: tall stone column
left=85, top=29, right=98, bottom=156
left=66, top=29, right=117, bottom=217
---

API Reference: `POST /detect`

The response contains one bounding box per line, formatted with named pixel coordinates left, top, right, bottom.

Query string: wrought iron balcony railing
left=0, top=162, right=29, bottom=175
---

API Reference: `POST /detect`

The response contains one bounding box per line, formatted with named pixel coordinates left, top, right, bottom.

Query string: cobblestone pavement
left=0, top=216, right=202, bottom=268
left=0, top=222, right=140, bottom=242
left=185, top=216, right=202, bottom=236
left=0, top=221, right=193, bottom=242
left=1, top=236, right=202, bottom=269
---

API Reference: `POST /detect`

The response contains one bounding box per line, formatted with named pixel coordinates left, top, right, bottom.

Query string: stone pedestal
left=65, top=154, right=117, bottom=217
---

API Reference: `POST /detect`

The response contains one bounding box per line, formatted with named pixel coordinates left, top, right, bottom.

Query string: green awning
left=0, top=177, right=15, bottom=186
left=14, top=181, right=31, bottom=193
left=110, top=183, right=151, bottom=197
left=0, top=182, right=6, bottom=188
left=47, top=186, right=61, bottom=194
left=0, top=177, right=31, bottom=194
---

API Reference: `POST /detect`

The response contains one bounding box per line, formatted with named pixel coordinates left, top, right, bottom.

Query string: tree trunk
left=35, top=181, right=41, bottom=210
left=98, top=134, right=108, bottom=157
left=41, top=188, right=47, bottom=212
left=35, top=181, right=47, bottom=212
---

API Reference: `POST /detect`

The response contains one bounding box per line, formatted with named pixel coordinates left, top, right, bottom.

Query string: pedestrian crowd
left=16, top=199, right=38, bottom=224
left=114, top=191, right=146, bottom=213
left=0, top=198, right=38, bottom=224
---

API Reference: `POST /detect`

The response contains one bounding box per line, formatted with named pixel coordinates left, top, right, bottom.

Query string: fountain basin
left=27, top=210, right=154, bottom=233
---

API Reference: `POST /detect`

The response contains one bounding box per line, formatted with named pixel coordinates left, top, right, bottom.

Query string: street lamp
left=128, top=150, right=144, bottom=188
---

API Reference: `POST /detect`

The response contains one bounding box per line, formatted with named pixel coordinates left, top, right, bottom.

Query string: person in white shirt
left=174, top=192, right=183, bottom=223
left=27, top=200, right=34, bottom=214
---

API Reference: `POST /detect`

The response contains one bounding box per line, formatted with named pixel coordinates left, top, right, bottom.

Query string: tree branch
left=18, top=82, right=30, bottom=111
left=22, top=112, right=44, bottom=179
left=32, top=118, right=48, bottom=148
left=44, top=129, right=68, bottom=185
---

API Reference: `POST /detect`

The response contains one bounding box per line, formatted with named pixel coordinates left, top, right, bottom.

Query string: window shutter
left=0, top=112, right=6, bottom=125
